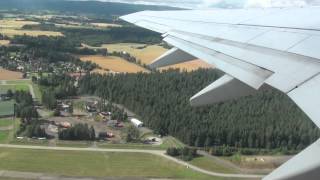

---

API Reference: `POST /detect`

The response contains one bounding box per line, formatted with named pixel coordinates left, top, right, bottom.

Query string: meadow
left=0, top=148, right=231, bottom=180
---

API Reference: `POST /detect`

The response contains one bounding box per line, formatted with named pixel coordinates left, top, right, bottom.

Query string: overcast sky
left=94, top=0, right=320, bottom=9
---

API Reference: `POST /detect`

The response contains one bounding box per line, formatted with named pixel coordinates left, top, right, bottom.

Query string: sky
left=93, top=0, right=320, bottom=9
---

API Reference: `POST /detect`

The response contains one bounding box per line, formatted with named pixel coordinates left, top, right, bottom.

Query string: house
left=85, top=103, right=97, bottom=112
left=99, top=112, right=112, bottom=120
left=130, top=118, right=143, bottom=128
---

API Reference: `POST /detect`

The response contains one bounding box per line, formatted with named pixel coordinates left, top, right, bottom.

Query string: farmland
left=0, top=147, right=228, bottom=180
left=0, top=40, right=10, bottom=46
left=0, top=19, right=62, bottom=37
left=0, top=69, right=22, bottom=80
left=102, top=43, right=212, bottom=71
left=90, top=22, right=122, bottom=28
left=80, top=55, right=149, bottom=73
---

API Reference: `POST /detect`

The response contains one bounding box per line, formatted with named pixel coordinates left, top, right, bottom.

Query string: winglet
left=149, top=47, right=196, bottom=69
left=190, top=74, right=257, bottom=106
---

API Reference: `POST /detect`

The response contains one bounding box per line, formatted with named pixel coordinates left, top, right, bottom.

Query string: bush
left=166, top=147, right=197, bottom=161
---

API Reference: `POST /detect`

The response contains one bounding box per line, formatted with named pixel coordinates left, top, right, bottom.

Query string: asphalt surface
left=0, top=144, right=264, bottom=179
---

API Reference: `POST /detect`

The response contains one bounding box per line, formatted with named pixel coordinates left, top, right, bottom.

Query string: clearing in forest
left=79, top=55, right=149, bottom=73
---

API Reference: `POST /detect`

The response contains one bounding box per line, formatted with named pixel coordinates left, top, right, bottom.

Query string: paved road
left=0, top=144, right=264, bottom=179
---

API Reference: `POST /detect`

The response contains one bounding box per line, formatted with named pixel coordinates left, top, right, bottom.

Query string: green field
left=0, top=100, right=14, bottom=116
left=0, top=84, right=29, bottom=93
left=190, top=156, right=238, bottom=174
left=0, top=118, right=13, bottom=127
left=5, top=80, right=42, bottom=101
left=0, top=131, right=10, bottom=143
left=0, top=148, right=235, bottom=180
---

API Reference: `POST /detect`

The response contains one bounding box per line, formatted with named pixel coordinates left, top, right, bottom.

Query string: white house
left=130, top=118, right=143, bottom=127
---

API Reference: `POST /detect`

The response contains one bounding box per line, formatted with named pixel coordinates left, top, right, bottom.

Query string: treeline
left=37, top=74, right=78, bottom=109
left=100, top=102, right=128, bottom=122
left=0, top=0, right=179, bottom=18
left=22, top=24, right=162, bottom=46
left=13, top=90, right=47, bottom=138
left=78, top=69, right=320, bottom=152
left=58, top=123, right=95, bottom=141
left=167, top=147, right=197, bottom=161
left=110, top=51, right=151, bottom=70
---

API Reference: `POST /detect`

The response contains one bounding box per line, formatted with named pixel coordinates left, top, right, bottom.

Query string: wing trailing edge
left=190, top=74, right=257, bottom=106
left=149, top=47, right=196, bottom=69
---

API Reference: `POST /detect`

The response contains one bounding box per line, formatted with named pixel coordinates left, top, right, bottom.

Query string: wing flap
left=149, top=47, right=196, bottom=69
left=190, top=74, right=258, bottom=106
left=288, top=73, right=320, bottom=128
left=164, top=35, right=273, bottom=89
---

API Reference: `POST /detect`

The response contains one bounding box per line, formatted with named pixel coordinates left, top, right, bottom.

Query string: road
left=0, top=144, right=264, bottom=179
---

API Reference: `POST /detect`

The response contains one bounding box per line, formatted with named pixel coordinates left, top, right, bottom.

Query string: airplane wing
left=121, top=7, right=320, bottom=180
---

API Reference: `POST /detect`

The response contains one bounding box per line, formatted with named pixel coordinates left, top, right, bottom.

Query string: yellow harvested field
left=0, top=20, right=39, bottom=29
left=0, top=29, right=63, bottom=37
left=103, top=43, right=166, bottom=65
left=90, top=23, right=122, bottom=28
left=80, top=55, right=149, bottom=73
left=0, top=68, right=22, bottom=80
left=160, top=59, right=212, bottom=72
left=102, top=43, right=212, bottom=71
left=0, top=40, right=10, bottom=46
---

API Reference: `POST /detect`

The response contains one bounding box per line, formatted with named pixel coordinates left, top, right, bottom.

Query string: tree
left=125, top=125, right=140, bottom=142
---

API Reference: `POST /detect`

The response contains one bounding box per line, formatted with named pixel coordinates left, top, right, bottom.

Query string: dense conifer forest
left=79, top=69, right=320, bottom=152
left=0, top=0, right=179, bottom=18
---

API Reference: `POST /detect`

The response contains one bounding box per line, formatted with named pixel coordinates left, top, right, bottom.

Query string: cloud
left=94, top=0, right=320, bottom=8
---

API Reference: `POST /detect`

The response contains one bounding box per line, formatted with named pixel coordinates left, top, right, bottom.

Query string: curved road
left=0, top=144, right=264, bottom=179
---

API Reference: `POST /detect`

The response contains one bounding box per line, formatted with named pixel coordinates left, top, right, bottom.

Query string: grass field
left=4, top=79, right=41, bottom=101
left=190, top=156, right=238, bottom=174
left=0, top=100, right=14, bottom=116
left=0, top=148, right=231, bottom=180
left=102, top=43, right=212, bottom=72
left=0, top=131, right=10, bottom=143
left=0, top=84, right=29, bottom=94
left=0, top=69, right=22, bottom=80
left=0, top=118, right=13, bottom=127
left=80, top=55, right=149, bottom=73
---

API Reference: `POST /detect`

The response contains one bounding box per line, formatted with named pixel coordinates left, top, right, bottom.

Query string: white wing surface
left=121, top=7, right=320, bottom=180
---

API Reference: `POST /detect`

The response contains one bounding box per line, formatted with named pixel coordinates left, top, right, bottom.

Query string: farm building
left=130, top=118, right=143, bottom=127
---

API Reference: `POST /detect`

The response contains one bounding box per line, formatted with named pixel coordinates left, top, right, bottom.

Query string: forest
left=78, top=69, right=320, bottom=153
left=0, top=0, right=179, bottom=19
left=22, top=24, right=163, bottom=46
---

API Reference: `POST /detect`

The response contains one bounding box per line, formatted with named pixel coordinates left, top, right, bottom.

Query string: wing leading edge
left=121, top=7, right=320, bottom=180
